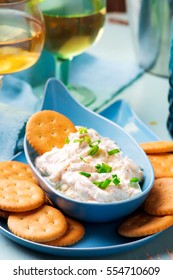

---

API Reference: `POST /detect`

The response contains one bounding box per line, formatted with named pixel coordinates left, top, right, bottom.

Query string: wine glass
left=39, top=0, right=106, bottom=106
left=0, top=0, right=45, bottom=85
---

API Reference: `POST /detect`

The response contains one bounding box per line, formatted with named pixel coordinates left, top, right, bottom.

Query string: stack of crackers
left=0, top=161, right=85, bottom=246
left=118, top=141, right=173, bottom=238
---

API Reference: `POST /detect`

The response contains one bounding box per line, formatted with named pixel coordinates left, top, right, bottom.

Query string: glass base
left=67, top=84, right=96, bottom=106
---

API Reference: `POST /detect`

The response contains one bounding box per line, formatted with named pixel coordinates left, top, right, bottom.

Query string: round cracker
left=0, top=161, right=37, bottom=184
left=147, top=153, right=173, bottom=178
left=118, top=211, right=173, bottom=237
left=8, top=205, right=68, bottom=242
left=144, top=178, right=173, bottom=216
left=44, top=217, right=85, bottom=246
left=0, top=179, right=44, bottom=212
left=140, top=141, right=173, bottom=154
left=26, top=110, right=77, bottom=154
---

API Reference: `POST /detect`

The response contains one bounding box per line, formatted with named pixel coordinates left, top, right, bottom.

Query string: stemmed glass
left=0, top=0, right=45, bottom=86
left=39, top=0, right=106, bottom=106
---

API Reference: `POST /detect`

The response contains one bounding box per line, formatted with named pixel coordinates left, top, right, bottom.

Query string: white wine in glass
left=40, top=0, right=106, bottom=106
left=0, top=0, right=45, bottom=79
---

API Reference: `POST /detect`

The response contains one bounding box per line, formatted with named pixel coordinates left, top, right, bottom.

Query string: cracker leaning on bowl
left=26, top=110, right=77, bottom=154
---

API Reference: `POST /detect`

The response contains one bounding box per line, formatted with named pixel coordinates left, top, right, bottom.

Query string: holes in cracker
left=51, top=119, right=56, bottom=123
left=16, top=173, right=23, bottom=178
left=11, top=164, right=18, bottom=169
left=51, top=132, right=56, bottom=137
left=64, top=127, right=71, bottom=133
left=37, top=122, right=43, bottom=126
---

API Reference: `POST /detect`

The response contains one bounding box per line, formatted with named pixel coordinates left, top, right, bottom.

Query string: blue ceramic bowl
left=24, top=78, right=154, bottom=223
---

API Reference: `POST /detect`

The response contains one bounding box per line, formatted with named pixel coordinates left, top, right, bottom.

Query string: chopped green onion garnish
left=93, top=179, right=111, bottom=189
left=88, top=145, right=99, bottom=156
left=79, top=127, right=88, bottom=134
left=84, top=135, right=91, bottom=144
left=89, top=140, right=101, bottom=147
left=74, top=136, right=91, bottom=144
left=79, top=171, right=91, bottom=178
left=112, top=174, right=120, bottom=185
left=80, top=156, right=86, bottom=163
left=74, top=138, right=85, bottom=143
left=88, top=139, right=100, bottom=156
left=65, top=137, right=70, bottom=144
left=108, top=148, right=120, bottom=155
left=95, top=162, right=112, bottom=173
left=130, top=177, right=139, bottom=183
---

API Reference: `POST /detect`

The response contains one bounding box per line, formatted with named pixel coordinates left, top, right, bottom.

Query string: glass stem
left=56, top=58, right=70, bottom=86
left=0, top=76, right=3, bottom=89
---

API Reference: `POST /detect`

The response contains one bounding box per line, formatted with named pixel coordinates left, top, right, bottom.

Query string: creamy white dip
left=35, top=126, right=143, bottom=203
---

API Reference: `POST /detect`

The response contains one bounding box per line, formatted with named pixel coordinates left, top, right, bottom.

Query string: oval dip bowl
left=24, top=78, right=154, bottom=223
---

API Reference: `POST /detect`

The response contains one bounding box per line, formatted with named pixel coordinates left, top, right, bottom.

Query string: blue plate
left=0, top=79, right=160, bottom=257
